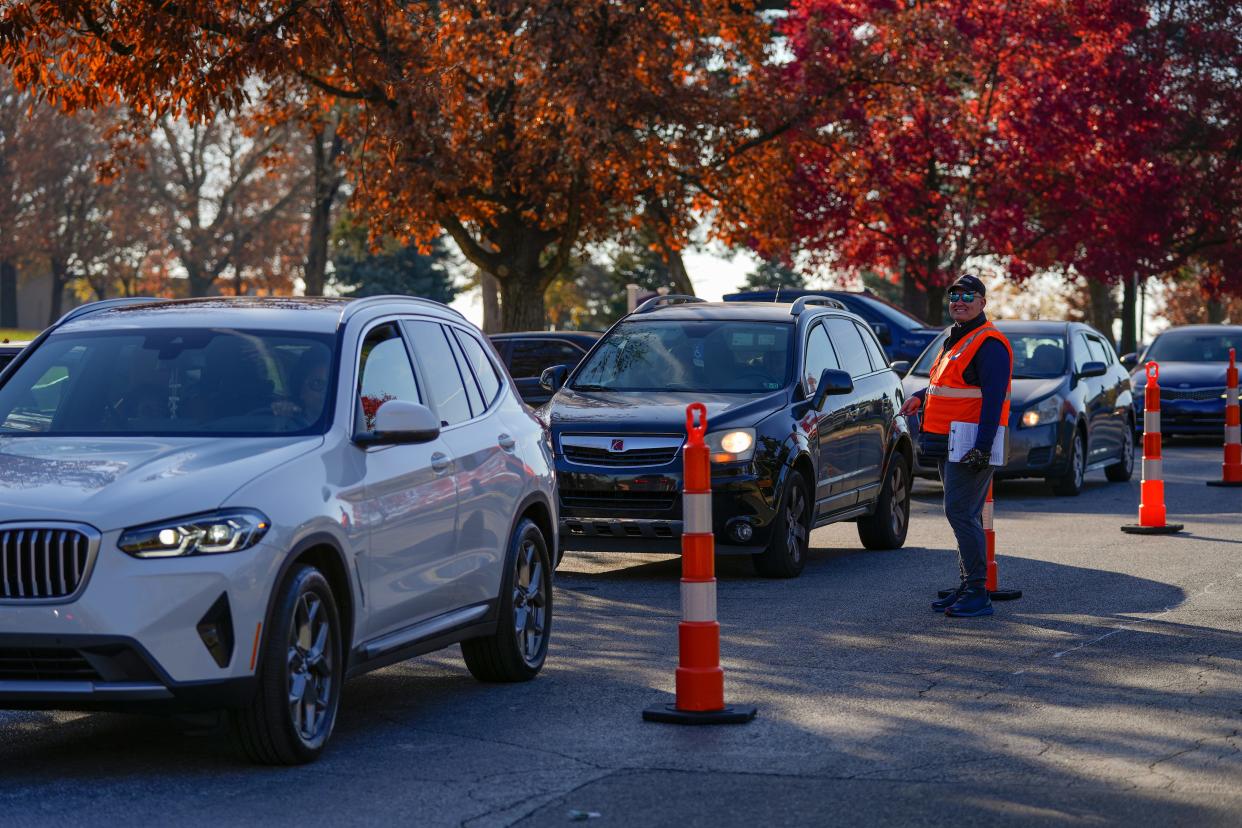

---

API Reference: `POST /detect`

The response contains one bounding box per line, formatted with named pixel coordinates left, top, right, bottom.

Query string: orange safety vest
left=922, top=322, right=1013, bottom=436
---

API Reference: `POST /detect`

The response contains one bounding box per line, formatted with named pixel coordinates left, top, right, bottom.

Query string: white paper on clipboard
left=948, top=421, right=1007, bottom=466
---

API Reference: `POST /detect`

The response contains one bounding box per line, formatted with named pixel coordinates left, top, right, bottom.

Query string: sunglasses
left=947, top=290, right=978, bottom=303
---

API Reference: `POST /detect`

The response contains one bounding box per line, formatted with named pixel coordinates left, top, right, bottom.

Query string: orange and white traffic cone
left=939, top=482, right=1022, bottom=601
left=1207, top=348, right=1242, bottom=488
left=644, top=403, right=756, bottom=725
left=1122, top=362, right=1184, bottom=534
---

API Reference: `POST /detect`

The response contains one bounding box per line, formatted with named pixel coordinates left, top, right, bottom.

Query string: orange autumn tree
left=2, top=2, right=778, bottom=329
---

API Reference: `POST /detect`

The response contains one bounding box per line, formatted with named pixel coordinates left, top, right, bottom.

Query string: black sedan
left=903, top=321, right=1135, bottom=495
left=1124, top=324, right=1242, bottom=437
left=489, top=331, right=602, bottom=406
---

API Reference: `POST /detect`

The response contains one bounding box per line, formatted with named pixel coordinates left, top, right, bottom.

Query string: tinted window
left=1009, top=334, right=1066, bottom=378
left=911, top=331, right=949, bottom=376
left=1085, top=335, right=1109, bottom=366
left=406, top=320, right=473, bottom=426
left=824, top=317, right=872, bottom=379
left=356, top=324, right=421, bottom=433
left=0, top=329, right=334, bottom=436
left=446, top=330, right=484, bottom=415
left=573, top=321, right=792, bottom=393
left=509, top=340, right=584, bottom=378
left=1146, top=330, right=1241, bottom=363
left=1072, top=333, right=1092, bottom=373
left=856, top=322, right=888, bottom=370
left=454, top=329, right=502, bottom=406
left=803, top=324, right=840, bottom=392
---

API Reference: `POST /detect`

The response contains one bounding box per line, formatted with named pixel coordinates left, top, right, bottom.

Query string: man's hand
left=900, top=396, right=922, bottom=416
left=960, top=447, right=990, bottom=472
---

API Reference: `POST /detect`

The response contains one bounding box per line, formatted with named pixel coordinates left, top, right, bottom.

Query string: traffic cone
left=1122, top=362, right=1184, bottom=534
left=1207, top=348, right=1242, bottom=487
left=644, top=403, right=757, bottom=725
left=939, top=482, right=1022, bottom=601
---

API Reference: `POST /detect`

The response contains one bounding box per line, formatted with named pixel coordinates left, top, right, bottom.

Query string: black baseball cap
left=948, top=275, right=986, bottom=297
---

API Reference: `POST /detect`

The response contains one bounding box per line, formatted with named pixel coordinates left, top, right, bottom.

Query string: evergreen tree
left=737, top=258, right=806, bottom=293
left=331, top=218, right=458, bottom=303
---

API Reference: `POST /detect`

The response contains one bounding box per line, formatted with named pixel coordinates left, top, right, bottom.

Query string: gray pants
left=938, top=460, right=995, bottom=587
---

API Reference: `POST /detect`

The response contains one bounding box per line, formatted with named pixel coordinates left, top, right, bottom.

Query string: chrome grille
left=559, top=434, right=684, bottom=468
left=1160, top=387, right=1224, bottom=402
left=1, top=527, right=91, bottom=600
left=562, top=445, right=680, bottom=467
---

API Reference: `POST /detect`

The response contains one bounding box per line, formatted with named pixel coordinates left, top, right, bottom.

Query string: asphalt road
left=2, top=439, right=1239, bottom=827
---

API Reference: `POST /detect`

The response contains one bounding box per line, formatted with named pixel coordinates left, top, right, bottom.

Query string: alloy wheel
left=1122, top=428, right=1134, bottom=474
left=1073, top=435, right=1085, bottom=489
left=512, top=538, right=547, bottom=667
left=786, top=486, right=808, bottom=562
left=890, top=462, right=909, bottom=538
left=287, top=592, right=333, bottom=743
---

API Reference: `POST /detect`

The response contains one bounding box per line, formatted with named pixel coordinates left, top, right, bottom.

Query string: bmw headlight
left=119, top=509, right=270, bottom=558
left=1020, top=395, right=1063, bottom=429
left=705, top=428, right=756, bottom=463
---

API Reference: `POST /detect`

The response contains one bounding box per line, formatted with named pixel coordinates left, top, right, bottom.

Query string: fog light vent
left=196, top=592, right=235, bottom=669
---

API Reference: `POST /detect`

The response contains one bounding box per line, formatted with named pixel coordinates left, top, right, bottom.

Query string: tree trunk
left=0, top=260, right=17, bottom=329
left=1087, top=278, right=1116, bottom=346
left=499, top=270, right=549, bottom=332
left=1207, top=296, right=1225, bottom=324
left=659, top=241, right=695, bottom=296
left=47, top=257, right=67, bottom=325
left=1119, top=273, right=1138, bottom=356
left=925, top=284, right=945, bottom=326
left=480, top=270, right=502, bottom=333
left=304, top=123, right=342, bottom=297
left=901, top=271, right=925, bottom=320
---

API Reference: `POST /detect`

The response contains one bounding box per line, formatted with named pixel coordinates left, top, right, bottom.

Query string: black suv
left=540, top=297, right=915, bottom=578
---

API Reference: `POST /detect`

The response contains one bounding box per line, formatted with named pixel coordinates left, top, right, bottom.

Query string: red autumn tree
left=1, top=2, right=780, bottom=330
left=749, top=0, right=1152, bottom=324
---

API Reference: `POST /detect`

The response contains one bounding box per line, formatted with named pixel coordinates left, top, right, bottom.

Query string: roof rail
left=55, top=297, right=159, bottom=326
left=633, top=294, right=707, bottom=314
left=789, top=296, right=846, bottom=315
left=341, top=294, right=466, bottom=324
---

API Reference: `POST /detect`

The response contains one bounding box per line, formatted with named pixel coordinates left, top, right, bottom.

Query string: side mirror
left=812, top=368, right=854, bottom=410
left=540, top=364, right=568, bottom=393
left=1119, top=352, right=1137, bottom=370
left=870, top=322, right=892, bottom=345
left=1078, top=361, right=1107, bottom=379
left=889, top=359, right=911, bottom=376
left=363, top=400, right=440, bottom=444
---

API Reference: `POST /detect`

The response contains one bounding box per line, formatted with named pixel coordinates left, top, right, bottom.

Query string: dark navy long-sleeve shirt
left=914, top=314, right=1012, bottom=461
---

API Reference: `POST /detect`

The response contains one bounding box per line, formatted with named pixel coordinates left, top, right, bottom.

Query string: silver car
left=0, top=296, right=557, bottom=764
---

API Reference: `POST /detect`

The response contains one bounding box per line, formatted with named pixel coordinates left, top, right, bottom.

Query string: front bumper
left=0, top=532, right=286, bottom=710
left=557, top=459, right=777, bottom=554
left=913, top=419, right=1073, bottom=479
left=1134, top=399, right=1225, bottom=435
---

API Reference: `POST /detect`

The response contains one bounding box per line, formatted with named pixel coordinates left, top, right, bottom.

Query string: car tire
left=857, top=453, right=912, bottom=550
left=752, top=471, right=810, bottom=579
left=1105, top=421, right=1135, bottom=482
left=231, top=564, right=343, bottom=765
left=1049, top=430, right=1086, bottom=496
left=462, top=518, right=552, bottom=682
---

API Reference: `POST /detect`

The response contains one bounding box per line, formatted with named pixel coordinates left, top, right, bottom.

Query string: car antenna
left=775, top=283, right=782, bottom=303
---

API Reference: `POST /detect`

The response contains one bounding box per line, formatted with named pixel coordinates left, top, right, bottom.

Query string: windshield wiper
left=572, top=383, right=615, bottom=392
left=1011, top=373, right=1052, bottom=379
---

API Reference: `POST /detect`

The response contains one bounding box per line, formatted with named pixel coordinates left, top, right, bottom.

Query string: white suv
left=0, top=296, right=556, bottom=764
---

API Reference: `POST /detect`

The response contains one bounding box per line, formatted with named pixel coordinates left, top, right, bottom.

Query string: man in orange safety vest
left=901, top=275, right=1013, bottom=618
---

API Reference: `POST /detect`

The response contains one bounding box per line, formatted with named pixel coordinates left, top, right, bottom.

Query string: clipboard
left=948, top=421, right=1007, bottom=466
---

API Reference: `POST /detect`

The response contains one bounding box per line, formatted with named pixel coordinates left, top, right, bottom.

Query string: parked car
left=902, top=321, right=1134, bottom=495
left=0, top=296, right=556, bottom=764
left=1124, top=324, right=1242, bottom=437
left=490, top=331, right=602, bottom=406
left=723, top=289, right=941, bottom=364
left=540, top=295, right=915, bottom=578
left=0, top=340, right=28, bottom=373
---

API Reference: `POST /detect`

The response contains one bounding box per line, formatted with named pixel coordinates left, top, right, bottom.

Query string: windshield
left=1145, top=331, right=1241, bottom=363
left=572, top=320, right=792, bottom=393
left=0, top=328, right=336, bottom=436
left=910, top=330, right=1067, bottom=379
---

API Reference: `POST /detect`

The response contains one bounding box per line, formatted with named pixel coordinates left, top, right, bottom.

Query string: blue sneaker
left=932, top=583, right=966, bottom=612
left=945, top=586, right=993, bottom=618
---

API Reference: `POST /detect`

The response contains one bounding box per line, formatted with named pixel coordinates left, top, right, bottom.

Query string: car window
left=1085, top=335, right=1109, bottom=366
left=824, top=317, right=872, bottom=379
left=1145, top=331, right=1242, bottom=362
left=0, top=330, right=335, bottom=436
left=445, top=330, right=484, bottom=415
left=803, top=324, right=841, bottom=392
left=572, top=320, right=792, bottom=393
left=910, top=331, right=949, bottom=376
left=1072, top=333, right=1093, bottom=373
left=454, top=329, right=502, bottom=406
left=509, top=340, right=584, bottom=379
left=1008, top=334, right=1066, bottom=378
left=405, top=320, right=473, bottom=426
left=356, top=324, right=421, bottom=434
left=855, top=321, right=888, bottom=370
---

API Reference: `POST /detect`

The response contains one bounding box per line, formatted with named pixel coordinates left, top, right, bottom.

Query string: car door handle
left=431, top=452, right=452, bottom=475
left=498, top=433, right=516, bottom=452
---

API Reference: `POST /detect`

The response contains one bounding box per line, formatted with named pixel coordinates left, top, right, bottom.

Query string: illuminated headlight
left=1020, top=395, right=1063, bottom=429
left=119, top=509, right=270, bottom=558
left=706, top=428, right=756, bottom=462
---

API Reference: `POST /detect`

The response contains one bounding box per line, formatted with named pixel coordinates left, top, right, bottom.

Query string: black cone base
left=643, top=703, right=757, bottom=725
left=1206, top=480, right=1242, bottom=487
left=937, top=587, right=1023, bottom=600
left=1120, top=523, right=1184, bottom=534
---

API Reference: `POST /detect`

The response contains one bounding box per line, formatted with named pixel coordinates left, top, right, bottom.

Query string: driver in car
left=272, top=349, right=330, bottom=424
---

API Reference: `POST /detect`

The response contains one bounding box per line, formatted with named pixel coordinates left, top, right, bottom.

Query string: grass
left=0, top=329, right=40, bottom=343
